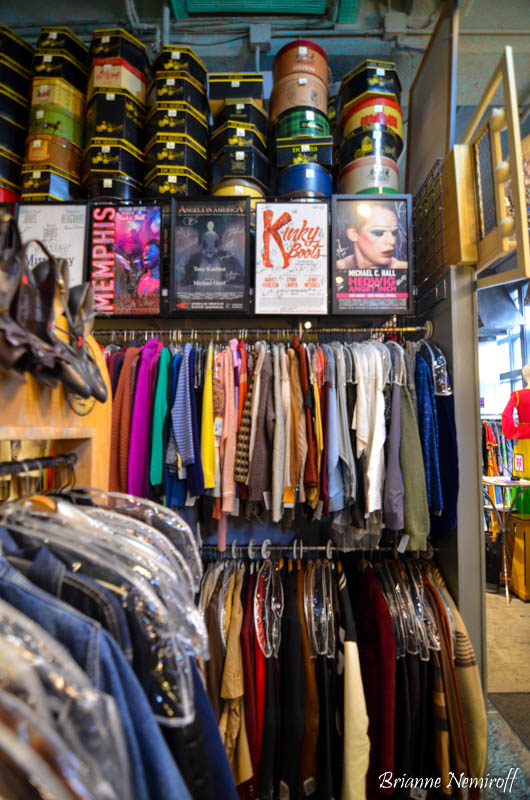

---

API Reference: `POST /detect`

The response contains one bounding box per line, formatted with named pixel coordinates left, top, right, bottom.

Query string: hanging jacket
left=293, top=335, right=317, bottom=492
left=248, top=350, right=275, bottom=504
left=110, top=346, right=140, bottom=492
left=399, top=385, right=430, bottom=551
left=415, top=353, right=443, bottom=514
left=337, top=563, right=370, bottom=800
left=271, top=344, right=286, bottom=523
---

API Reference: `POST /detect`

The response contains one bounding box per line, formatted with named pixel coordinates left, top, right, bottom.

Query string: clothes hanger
left=53, top=499, right=204, bottom=653
left=387, top=560, right=423, bottom=657
left=268, top=559, right=284, bottom=658
left=404, top=560, right=433, bottom=661
left=309, top=558, right=328, bottom=657
left=323, top=559, right=336, bottom=659
left=373, top=560, right=407, bottom=659
left=253, top=559, right=269, bottom=657
left=218, top=557, right=238, bottom=650
left=303, top=559, right=317, bottom=658
left=69, top=489, right=202, bottom=591
left=81, top=505, right=196, bottom=600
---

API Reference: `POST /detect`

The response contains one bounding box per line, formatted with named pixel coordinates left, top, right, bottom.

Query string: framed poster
left=255, top=201, right=328, bottom=315
left=88, top=202, right=162, bottom=316
left=171, top=198, right=250, bottom=313
left=17, top=203, right=88, bottom=286
left=332, top=194, right=413, bottom=315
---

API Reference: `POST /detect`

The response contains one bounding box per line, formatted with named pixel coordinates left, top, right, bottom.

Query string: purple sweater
left=127, top=338, right=163, bottom=497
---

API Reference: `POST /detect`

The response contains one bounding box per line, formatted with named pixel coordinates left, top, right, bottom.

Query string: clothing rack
left=201, top=539, right=436, bottom=560
left=94, top=322, right=431, bottom=343
left=0, top=453, right=78, bottom=477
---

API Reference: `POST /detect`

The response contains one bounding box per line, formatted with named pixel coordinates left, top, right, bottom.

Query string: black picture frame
left=331, top=194, right=413, bottom=316
left=16, top=201, right=89, bottom=286
left=170, top=196, right=250, bottom=315
left=87, top=199, right=163, bottom=317
left=0, top=203, right=17, bottom=249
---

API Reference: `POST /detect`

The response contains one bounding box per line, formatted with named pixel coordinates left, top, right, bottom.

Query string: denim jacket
left=0, top=557, right=191, bottom=800
left=8, top=544, right=133, bottom=663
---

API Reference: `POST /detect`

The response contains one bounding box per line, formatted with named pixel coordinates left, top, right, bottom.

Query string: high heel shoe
left=30, top=255, right=93, bottom=398
left=0, top=221, right=57, bottom=382
left=67, top=283, right=108, bottom=403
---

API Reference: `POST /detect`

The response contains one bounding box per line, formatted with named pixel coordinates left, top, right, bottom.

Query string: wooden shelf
left=0, top=335, right=111, bottom=490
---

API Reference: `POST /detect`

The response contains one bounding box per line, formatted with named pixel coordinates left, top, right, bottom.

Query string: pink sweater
left=221, top=347, right=236, bottom=514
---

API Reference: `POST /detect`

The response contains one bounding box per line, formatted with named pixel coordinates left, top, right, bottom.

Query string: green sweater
left=400, top=385, right=430, bottom=550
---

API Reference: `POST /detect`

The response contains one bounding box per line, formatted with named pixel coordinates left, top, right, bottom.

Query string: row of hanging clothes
left=0, top=477, right=240, bottom=800
left=199, top=547, right=487, bottom=800
left=100, top=328, right=458, bottom=552
left=481, top=416, right=514, bottom=542
left=482, top=416, right=513, bottom=481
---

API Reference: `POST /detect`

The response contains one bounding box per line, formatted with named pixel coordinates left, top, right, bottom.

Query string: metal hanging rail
left=0, top=454, right=78, bottom=477
left=93, top=323, right=431, bottom=341
left=201, top=539, right=436, bottom=559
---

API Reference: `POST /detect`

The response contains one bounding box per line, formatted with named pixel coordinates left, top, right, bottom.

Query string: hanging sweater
left=172, top=342, right=195, bottom=467
left=415, top=353, right=443, bottom=514
left=293, top=335, right=317, bottom=492
left=201, top=342, right=216, bottom=490
left=221, top=347, right=236, bottom=513
left=430, top=564, right=487, bottom=781
left=110, top=346, right=140, bottom=493
left=149, top=347, right=171, bottom=489
left=399, top=385, right=430, bottom=551
left=128, top=339, right=163, bottom=497
left=271, top=344, right=286, bottom=523
left=287, top=348, right=307, bottom=503
left=248, top=350, right=275, bottom=503
left=280, top=344, right=292, bottom=504
left=234, top=354, right=256, bottom=484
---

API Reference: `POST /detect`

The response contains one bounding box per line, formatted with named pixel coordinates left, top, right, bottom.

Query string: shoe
left=67, top=283, right=108, bottom=403
left=30, top=255, right=93, bottom=398
left=0, top=220, right=56, bottom=382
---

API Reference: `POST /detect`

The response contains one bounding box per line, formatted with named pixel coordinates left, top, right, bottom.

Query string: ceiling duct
left=171, top=0, right=328, bottom=14
left=477, top=283, right=525, bottom=332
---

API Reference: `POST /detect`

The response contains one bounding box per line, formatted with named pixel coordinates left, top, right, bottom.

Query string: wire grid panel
left=413, top=158, right=445, bottom=292
left=474, top=128, right=497, bottom=240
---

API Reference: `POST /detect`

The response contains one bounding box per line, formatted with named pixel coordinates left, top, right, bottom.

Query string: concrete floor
left=485, top=591, right=530, bottom=797
left=486, top=591, right=530, bottom=694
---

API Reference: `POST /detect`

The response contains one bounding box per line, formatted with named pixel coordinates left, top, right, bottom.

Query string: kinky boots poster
left=255, top=202, right=328, bottom=315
